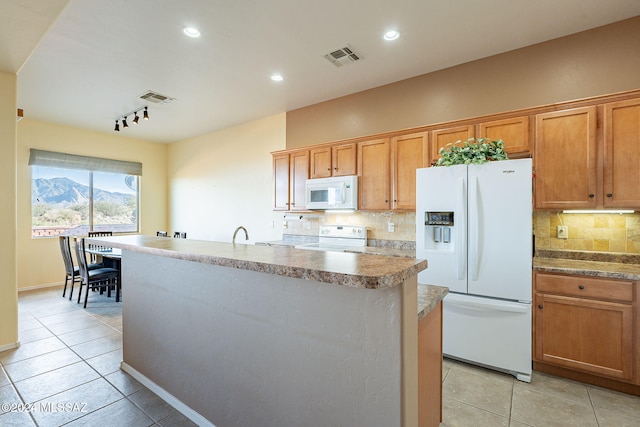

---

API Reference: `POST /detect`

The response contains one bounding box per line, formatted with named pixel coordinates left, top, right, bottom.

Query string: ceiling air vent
left=138, top=91, right=175, bottom=104
left=324, top=45, right=361, bottom=67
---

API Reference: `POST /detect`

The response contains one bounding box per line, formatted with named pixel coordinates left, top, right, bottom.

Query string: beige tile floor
left=442, top=358, right=640, bottom=426
left=0, top=286, right=196, bottom=427
left=4, top=286, right=640, bottom=426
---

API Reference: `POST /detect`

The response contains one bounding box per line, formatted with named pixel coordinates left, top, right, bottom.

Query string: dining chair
left=173, top=231, right=187, bottom=238
left=74, top=238, right=120, bottom=308
left=156, top=231, right=168, bottom=237
left=87, top=231, right=113, bottom=262
left=59, top=236, right=103, bottom=300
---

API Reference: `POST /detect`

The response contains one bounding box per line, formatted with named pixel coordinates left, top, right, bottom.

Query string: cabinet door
left=358, top=139, right=390, bottom=210
left=604, top=98, right=640, bottom=208
left=273, top=153, right=290, bottom=210
left=289, top=150, right=309, bottom=211
left=430, top=125, right=474, bottom=165
left=478, top=116, right=530, bottom=156
left=391, top=132, right=428, bottom=210
left=310, top=147, right=332, bottom=179
left=332, top=143, right=357, bottom=176
left=534, top=107, right=597, bottom=209
left=418, top=302, right=442, bottom=427
left=535, top=293, right=633, bottom=381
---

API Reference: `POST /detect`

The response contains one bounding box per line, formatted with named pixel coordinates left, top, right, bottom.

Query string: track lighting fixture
left=113, top=106, right=149, bottom=132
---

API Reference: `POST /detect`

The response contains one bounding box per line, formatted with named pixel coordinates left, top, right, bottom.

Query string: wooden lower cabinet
left=418, top=302, right=442, bottom=427
left=534, top=272, right=635, bottom=383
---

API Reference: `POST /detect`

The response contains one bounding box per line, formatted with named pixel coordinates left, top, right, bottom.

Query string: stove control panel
left=319, top=225, right=367, bottom=239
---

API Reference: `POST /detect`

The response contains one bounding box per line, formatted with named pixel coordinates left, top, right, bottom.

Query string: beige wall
left=286, top=16, right=640, bottom=148
left=16, top=118, right=168, bottom=290
left=168, top=113, right=286, bottom=243
left=0, top=71, right=18, bottom=349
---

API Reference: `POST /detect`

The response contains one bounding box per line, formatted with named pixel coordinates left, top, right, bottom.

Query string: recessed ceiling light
left=383, top=30, right=400, bottom=41
left=183, top=27, right=201, bottom=38
left=271, top=74, right=284, bottom=82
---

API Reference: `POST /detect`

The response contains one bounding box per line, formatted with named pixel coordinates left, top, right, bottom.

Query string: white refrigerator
left=416, top=158, right=532, bottom=382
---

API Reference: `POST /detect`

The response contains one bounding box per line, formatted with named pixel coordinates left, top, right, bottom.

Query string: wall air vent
left=138, top=91, right=176, bottom=104
left=324, top=45, right=362, bottom=67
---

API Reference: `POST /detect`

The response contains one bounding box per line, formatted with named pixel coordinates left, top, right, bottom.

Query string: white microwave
left=305, top=175, right=358, bottom=210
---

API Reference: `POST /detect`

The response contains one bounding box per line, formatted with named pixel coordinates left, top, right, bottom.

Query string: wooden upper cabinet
left=310, top=143, right=357, bottom=178
left=273, top=153, right=290, bottom=211
left=430, top=125, right=474, bottom=165
left=604, top=98, right=640, bottom=208
left=358, top=138, right=390, bottom=210
left=332, top=143, right=357, bottom=176
left=289, top=150, right=310, bottom=211
left=391, top=132, right=429, bottom=210
left=478, top=116, right=530, bottom=156
left=534, top=107, right=597, bottom=209
left=309, top=147, right=332, bottom=178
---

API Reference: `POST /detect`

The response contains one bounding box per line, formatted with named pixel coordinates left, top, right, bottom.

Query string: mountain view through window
left=31, top=166, right=138, bottom=237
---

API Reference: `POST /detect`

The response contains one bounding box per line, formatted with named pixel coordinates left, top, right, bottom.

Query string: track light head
left=122, top=116, right=129, bottom=128
left=143, top=107, right=149, bottom=120
left=133, top=112, right=139, bottom=124
left=114, top=120, right=120, bottom=131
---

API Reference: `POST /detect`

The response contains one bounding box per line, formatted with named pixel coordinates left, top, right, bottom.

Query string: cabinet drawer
left=536, top=273, right=633, bottom=303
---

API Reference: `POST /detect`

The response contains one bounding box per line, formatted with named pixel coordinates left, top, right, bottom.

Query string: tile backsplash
left=274, top=211, right=416, bottom=242
left=534, top=211, right=640, bottom=253
left=272, top=210, right=640, bottom=254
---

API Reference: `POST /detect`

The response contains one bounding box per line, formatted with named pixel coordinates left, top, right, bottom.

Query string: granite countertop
left=87, top=235, right=427, bottom=290
left=533, top=249, right=640, bottom=281
left=417, top=284, right=448, bottom=321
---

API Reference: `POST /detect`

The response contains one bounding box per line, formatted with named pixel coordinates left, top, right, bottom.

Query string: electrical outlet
left=557, top=225, right=568, bottom=239
left=388, top=222, right=395, bottom=232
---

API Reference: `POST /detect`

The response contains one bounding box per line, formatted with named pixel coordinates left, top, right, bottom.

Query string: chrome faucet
left=232, top=226, right=249, bottom=244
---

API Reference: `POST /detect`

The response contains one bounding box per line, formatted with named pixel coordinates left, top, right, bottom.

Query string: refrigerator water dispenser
left=424, top=211, right=454, bottom=249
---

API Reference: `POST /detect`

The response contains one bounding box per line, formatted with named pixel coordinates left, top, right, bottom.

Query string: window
left=29, top=150, right=141, bottom=238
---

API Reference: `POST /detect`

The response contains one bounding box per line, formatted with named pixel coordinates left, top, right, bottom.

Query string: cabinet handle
left=327, top=168, right=331, bottom=171
left=588, top=194, right=595, bottom=198
left=334, top=167, right=337, bottom=170
left=607, top=193, right=613, bottom=197
left=578, top=285, right=585, bottom=290
left=538, top=305, right=543, bottom=309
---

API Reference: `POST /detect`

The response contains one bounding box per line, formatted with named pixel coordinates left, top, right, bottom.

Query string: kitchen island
left=87, top=235, right=432, bottom=427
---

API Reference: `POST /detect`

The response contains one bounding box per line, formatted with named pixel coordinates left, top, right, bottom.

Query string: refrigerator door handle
left=456, top=177, right=466, bottom=280
left=469, top=175, right=479, bottom=281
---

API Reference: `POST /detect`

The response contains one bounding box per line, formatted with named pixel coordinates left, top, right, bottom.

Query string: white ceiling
left=4, top=0, right=640, bottom=143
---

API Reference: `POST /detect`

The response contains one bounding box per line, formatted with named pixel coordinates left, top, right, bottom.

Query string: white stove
left=295, top=225, right=367, bottom=252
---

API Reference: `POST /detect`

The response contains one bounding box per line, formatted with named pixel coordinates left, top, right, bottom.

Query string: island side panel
left=121, top=250, right=408, bottom=427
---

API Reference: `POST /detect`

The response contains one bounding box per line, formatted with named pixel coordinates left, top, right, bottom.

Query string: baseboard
left=533, top=362, right=640, bottom=396
left=18, top=282, right=64, bottom=293
left=120, top=362, right=214, bottom=427
left=0, top=341, right=20, bottom=352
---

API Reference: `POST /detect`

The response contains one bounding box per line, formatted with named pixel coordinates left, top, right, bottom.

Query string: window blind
left=28, top=149, right=142, bottom=176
